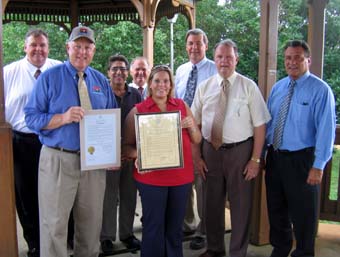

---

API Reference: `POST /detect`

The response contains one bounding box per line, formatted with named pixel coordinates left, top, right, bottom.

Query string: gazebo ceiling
left=2, top=0, right=195, bottom=32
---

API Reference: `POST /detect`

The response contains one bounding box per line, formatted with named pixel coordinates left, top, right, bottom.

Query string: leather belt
left=268, top=145, right=314, bottom=155
left=219, top=137, right=253, bottom=150
left=48, top=146, right=80, bottom=155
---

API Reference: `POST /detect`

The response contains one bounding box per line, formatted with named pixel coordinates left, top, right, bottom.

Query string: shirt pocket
left=291, top=101, right=312, bottom=124
left=229, top=97, right=248, bottom=118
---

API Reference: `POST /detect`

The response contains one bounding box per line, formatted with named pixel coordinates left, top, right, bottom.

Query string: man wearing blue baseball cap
left=24, top=26, right=117, bottom=257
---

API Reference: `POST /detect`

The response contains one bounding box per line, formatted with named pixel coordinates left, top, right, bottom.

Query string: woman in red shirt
left=124, top=65, right=201, bottom=257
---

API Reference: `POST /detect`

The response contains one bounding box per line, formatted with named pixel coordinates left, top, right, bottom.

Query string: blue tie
left=183, top=65, right=198, bottom=107
left=273, top=80, right=296, bottom=150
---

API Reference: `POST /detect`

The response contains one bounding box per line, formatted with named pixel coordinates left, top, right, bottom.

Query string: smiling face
left=148, top=70, right=173, bottom=100
left=24, top=34, right=49, bottom=68
left=66, top=37, right=96, bottom=71
left=214, top=44, right=238, bottom=79
left=108, top=61, right=128, bottom=88
left=284, top=46, right=311, bottom=80
left=186, top=34, right=208, bottom=64
left=130, top=58, right=150, bottom=87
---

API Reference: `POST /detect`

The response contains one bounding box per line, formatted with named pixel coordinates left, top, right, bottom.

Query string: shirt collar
left=66, top=60, right=90, bottom=77
left=216, top=71, right=237, bottom=87
left=143, top=96, right=179, bottom=109
left=191, top=57, right=208, bottom=70
left=291, top=71, right=310, bottom=87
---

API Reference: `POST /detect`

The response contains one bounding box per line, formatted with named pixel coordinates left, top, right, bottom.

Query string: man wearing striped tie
left=191, top=39, right=270, bottom=257
left=24, top=26, right=117, bottom=257
left=3, top=29, right=61, bottom=257
left=265, top=40, right=336, bottom=257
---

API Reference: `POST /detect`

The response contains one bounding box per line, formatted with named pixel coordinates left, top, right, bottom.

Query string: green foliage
left=2, top=0, right=340, bottom=118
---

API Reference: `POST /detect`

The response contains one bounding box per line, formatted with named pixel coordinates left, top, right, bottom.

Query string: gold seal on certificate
left=79, top=109, right=121, bottom=171
left=135, top=111, right=184, bottom=172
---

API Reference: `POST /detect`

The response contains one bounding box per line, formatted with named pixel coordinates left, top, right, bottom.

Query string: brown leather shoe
left=199, top=249, right=226, bottom=257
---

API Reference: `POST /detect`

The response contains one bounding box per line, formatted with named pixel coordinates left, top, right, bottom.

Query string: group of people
left=4, top=24, right=336, bottom=257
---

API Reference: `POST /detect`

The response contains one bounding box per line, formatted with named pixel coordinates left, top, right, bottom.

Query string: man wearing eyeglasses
left=24, top=26, right=117, bottom=257
left=100, top=54, right=142, bottom=254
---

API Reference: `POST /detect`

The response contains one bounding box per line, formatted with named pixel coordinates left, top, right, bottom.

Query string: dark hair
left=185, top=28, right=208, bottom=45
left=25, top=29, right=48, bottom=43
left=214, top=39, right=239, bottom=57
left=283, top=40, right=311, bottom=57
left=107, top=54, right=129, bottom=70
left=147, top=65, right=175, bottom=98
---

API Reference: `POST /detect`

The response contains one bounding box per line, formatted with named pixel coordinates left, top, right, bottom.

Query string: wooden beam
left=307, top=0, right=329, bottom=78
left=0, top=2, right=18, bottom=255
left=250, top=0, right=279, bottom=246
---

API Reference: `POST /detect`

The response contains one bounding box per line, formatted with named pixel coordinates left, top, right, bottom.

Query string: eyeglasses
left=110, top=66, right=128, bottom=72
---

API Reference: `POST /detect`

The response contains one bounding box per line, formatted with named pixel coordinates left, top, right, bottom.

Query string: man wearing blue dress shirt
left=265, top=40, right=336, bottom=257
left=175, top=28, right=217, bottom=250
left=24, top=26, right=117, bottom=257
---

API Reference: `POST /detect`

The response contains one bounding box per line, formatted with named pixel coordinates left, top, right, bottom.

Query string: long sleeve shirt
left=266, top=71, right=336, bottom=170
left=24, top=60, right=117, bottom=151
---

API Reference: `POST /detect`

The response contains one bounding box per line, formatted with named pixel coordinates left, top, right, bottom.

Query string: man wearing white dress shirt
left=3, top=29, right=61, bottom=257
left=129, top=56, right=151, bottom=99
left=191, top=39, right=270, bottom=257
left=175, top=28, right=217, bottom=250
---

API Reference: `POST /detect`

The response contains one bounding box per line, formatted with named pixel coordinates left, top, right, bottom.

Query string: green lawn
left=329, top=147, right=340, bottom=200
left=320, top=147, right=340, bottom=224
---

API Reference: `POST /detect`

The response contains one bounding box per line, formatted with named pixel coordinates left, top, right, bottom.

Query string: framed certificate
left=80, top=109, right=121, bottom=171
left=135, top=111, right=183, bottom=172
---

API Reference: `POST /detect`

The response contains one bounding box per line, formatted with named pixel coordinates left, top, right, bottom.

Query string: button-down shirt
left=175, top=57, right=217, bottom=99
left=266, top=71, right=336, bottom=170
left=24, top=60, right=117, bottom=151
left=4, top=56, right=62, bottom=133
left=128, top=82, right=148, bottom=99
left=192, top=72, right=271, bottom=143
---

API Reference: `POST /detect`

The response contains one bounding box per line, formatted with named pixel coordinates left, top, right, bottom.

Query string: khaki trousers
left=39, top=146, right=106, bottom=257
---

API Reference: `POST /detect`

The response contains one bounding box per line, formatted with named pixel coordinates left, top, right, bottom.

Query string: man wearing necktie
left=24, top=26, right=117, bottom=257
left=129, top=56, right=151, bottom=100
left=265, top=40, right=336, bottom=257
left=3, top=29, right=61, bottom=257
left=191, top=39, right=270, bottom=257
left=175, top=28, right=217, bottom=250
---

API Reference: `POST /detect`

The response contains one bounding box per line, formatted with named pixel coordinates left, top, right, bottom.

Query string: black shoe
left=190, top=236, right=205, bottom=250
left=101, top=240, right=114, bottom=254
left=120, top=235, right=141, bottom=250
left=27, top=247, right=39, bottom=257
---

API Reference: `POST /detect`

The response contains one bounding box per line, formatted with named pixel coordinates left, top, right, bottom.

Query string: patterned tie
left=183, top=65, right=198, bottom=107
left=77, top=72, right=92, bottom=110
left=211, top=79, right=230, bottom=150
left=34, top=69, right=41, bottom=79
left=272, top=80, right=296, bottom=150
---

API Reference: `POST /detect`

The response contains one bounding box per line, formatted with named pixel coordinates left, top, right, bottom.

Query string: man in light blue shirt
left=265, top=40, right=336, bottom=257
left=175, top=28, right=217, bottom=250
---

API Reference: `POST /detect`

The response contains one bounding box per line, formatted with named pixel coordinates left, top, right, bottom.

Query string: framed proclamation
left=80, top=109, right=121, bottom=171
left=135, top=111, right=184, bottom=172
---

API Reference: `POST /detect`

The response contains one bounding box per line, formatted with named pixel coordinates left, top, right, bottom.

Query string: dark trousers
left=136, top=182, right=191, bottom=257
left=203, top=139, right=253, bottom=257
left=12, top=131, right=41, bottom=250
left=265, top=147, right=318, bottom=257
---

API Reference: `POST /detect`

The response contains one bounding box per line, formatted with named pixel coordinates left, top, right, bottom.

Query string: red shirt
left=134, top=97, right=194, bottom=186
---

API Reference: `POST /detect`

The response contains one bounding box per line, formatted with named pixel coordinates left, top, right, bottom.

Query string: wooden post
left=250, top=0, right=279, bottom=246
left=0, top=1, right=18, bottom=256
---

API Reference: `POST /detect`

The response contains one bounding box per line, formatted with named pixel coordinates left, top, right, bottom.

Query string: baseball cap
left=68, top=26, right=95, bottom=44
